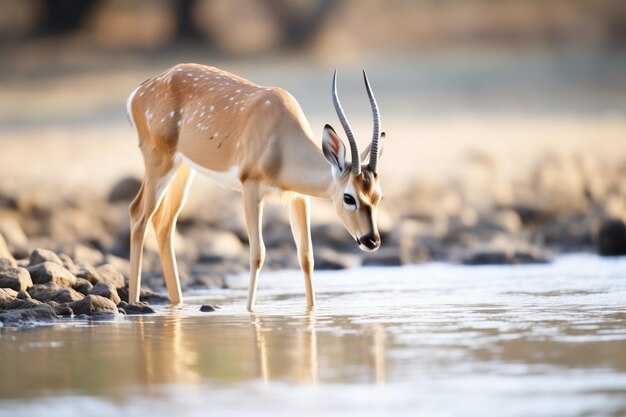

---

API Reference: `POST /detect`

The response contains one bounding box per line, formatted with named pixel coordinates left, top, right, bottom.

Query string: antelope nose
left=361, top=234, right=380, bottom=250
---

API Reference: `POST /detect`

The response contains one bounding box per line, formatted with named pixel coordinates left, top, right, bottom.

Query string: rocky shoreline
left=1, top=151, right=626, bottom=326
left=0, top=247, right=163, bottom=327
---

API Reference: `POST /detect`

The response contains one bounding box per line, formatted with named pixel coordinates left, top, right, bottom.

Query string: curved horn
left=363, top=69, right=381, bottom=173
left=332, top=70, right=361, bottom=175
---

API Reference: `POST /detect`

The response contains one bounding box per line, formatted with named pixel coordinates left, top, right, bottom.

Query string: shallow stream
left=1, top=255, right=625, bottom=416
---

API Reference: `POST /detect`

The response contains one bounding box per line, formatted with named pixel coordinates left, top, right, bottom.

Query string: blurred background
left=1, top=0, right=625, bottom=288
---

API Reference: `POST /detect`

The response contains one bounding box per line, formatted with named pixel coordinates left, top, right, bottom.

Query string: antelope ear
left=322, top=124, right=347, bottom=177
left=360, top=132, right=386, bottom=164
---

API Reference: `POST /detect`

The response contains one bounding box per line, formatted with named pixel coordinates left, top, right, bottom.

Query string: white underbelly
left=175, top=152, right=241, bottom=191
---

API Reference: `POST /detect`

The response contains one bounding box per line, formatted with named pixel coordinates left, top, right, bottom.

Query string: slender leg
left=242, top=181, right=265, bottom=312
left=289, top=195, right=315, bottom=308
left=151, top=164, right=195, bottom=305
left=129, top=160, right=176, bottom=303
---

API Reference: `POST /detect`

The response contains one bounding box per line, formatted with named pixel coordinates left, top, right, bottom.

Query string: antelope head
left=322, top=70, right=385, bottom=252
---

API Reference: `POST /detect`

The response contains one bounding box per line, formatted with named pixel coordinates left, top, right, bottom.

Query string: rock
left=315, top=247, right=361, bottom=270
left=104, top=254, right=130, bottom=278
left=108, top=176, right=142, bottom=203
left=116, top=286, right=170, bottom=304
left=89, top=282, right=121, bottom=304
left=461, top=248, right=549, bottom=265
left=312, top=224, right=358, bottom=252
left=398, top=219, right=445, bottom=264
left=598, top=219, right=626, bottom=256
left=0, top=217, right=29, bottom=258
left=116, top=287, right=129, bottom=303
left=29, top=248, right=63, bottom=266
left=0, top=257, right=17, bottom=269
left=28, top=282, right=84, bottom=303
left=94, top=264, right=125, bottom=288
left=75, top=260, right=101, bottom=284
left=117, top=301, right=156, bottom=315
left=17, top=290, right=31, bottom=299
left=6, top=298, right=41, bottom=310
left=542, top=213, right=594, bottom=251
left=0, top=287, right=18, bottom=308
left=46, top=301, right=73, bottom=317
left=0, top=304, right=57, bottom=326
left=73, top=244, right=105, bottom=266
left=28, top=262, right=76, bottom=287
left=200, top=304, right=216, bottom=312
left=0, top=265, right=32, bottom=291
left=140, top=288, right=170, bottom=304
left=190, top=272, right=228, bottom=289
left=58, top=253, right=80, bottom=275
left=15, top=192, right=48, bottom=215
left=73, top=278, right=93, bottom=295
left=0, top=233, right=15, bottom=263
left=69, top=295, right=118, bottom=316
left=16, top=258, right=29, bottom=268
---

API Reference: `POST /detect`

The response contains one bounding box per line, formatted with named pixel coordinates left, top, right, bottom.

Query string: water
left=1, top=255, right=625, bottom=417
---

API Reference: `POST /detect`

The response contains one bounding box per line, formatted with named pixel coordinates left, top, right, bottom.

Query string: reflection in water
left=1, top=258, right=626, bottom=417
left=134, top=314, right=200, bottom=389
left=251, top=311, right=385, bottom=385
left=251, top=312, right=321, bottom=384
left=369, top=325, right=386, bottom=385
left=252, top=315, right=269, bottom=383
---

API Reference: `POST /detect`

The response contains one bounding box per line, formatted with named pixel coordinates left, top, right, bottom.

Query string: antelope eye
left=343, top=194, right=356, bottom=205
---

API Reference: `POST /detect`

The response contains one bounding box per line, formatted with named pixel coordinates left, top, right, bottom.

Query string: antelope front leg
left=289, top=196, right=315, bottom=308
left=242, top=182, right=265, bottom=312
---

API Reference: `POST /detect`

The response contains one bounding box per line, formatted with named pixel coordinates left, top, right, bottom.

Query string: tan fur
left=127, top=64, right=383, bottom=311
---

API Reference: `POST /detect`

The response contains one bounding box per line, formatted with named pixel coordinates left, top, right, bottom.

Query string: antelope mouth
left=356, top=236, right=381, bottom=253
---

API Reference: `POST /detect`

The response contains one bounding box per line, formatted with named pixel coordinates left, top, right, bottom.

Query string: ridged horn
left=332, top=70, right=361, bottom=175
left=362, top=69, right=381, bottom=173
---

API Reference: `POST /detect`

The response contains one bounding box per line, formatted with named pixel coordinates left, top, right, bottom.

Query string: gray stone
left=94, top=264, right=125, bottom=288
left=104, top=254, right=130, bottom=278
left=72, top=244, right=105, bottom=266
left=16, top=290, right=31, bottom=299
left=598, top=218, right=626, bottom=256
left=28, top=282, right=84, bottom=303
left=461, top=249, right=549, bottom=265
left=315, top=248, right=361, bottom=270
left=75, top=260, right=101, bottom=284
left=200, top=304, right=216, bottom=312
left=0, top=265, right=32, bottom=292
left=108, top=176, right=142, bottom=203
left=0, top=304, right=57, bottom=326
left=0, top=287, right=18, bottom=309
left=89, top=282, right=121, bottom=304
left=73, top=277, right=93, bottom=295
left=29, top=248, right=63, bottom=266
left=312, top=224, right=357, bottom=252
left=6, top=298, right=41, bottom=310
left=117, top=301, right=156, bottom=315
left=0, top=233, right=15, bottom=263
left=0, top=257, right=17, bottom=269
left=69, top=295, right=118, bottom=316
left=46, top=301, right=73, bottom=317
left=58, top=253, right=80, bottom=275
left=140, top=288, right=170, bottom=304
left=0, top=217, right=28, bottom=258
left=28, top=262, right=76, bottom=288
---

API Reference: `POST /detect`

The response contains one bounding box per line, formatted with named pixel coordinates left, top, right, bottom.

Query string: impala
left=126, top=64, right=385, bottom=311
